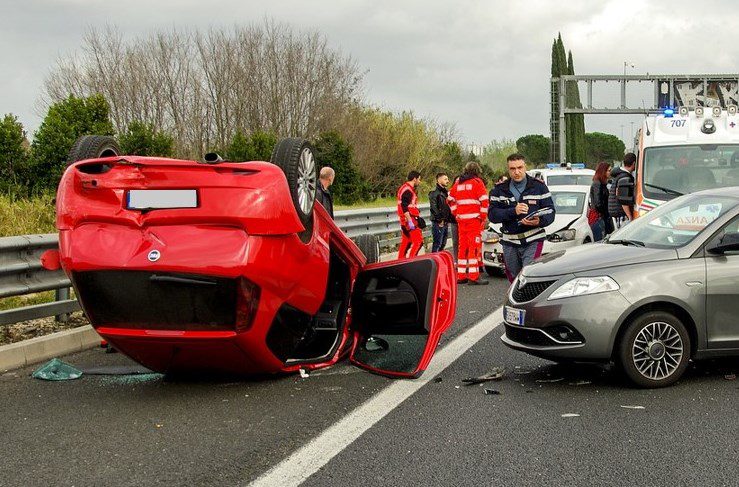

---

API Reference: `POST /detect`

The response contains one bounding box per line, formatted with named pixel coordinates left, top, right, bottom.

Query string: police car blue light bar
left=663, top=108, right=675, bottom=117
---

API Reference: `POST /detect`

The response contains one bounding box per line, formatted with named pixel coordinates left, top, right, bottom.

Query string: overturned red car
left=46, top=135, right=457, bottom=378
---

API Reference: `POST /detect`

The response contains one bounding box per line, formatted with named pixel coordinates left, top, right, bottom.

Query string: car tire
left=356, top=234, right=380, bottom=264
left=617, top=311, right=691, bottom=388
left=67, top=135, right=120, bottom=166
left=485, top=265, right=499, bottom=277
left=270, top=138, right=317, bottom=241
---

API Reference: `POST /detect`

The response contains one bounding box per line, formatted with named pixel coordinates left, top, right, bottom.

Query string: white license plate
left=504, top=306, right=525, bottom=326
left=127, top=190, right=198, bottom=210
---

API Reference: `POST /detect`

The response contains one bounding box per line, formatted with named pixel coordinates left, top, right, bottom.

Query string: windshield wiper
left=644, top=183, right=683, bottom=196
left=609, top=239, right=646, bottom=247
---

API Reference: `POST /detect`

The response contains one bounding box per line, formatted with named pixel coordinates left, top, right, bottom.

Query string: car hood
left=547, top=214, right=583, bottom=233
left=523, top=243, right=678, bottom=277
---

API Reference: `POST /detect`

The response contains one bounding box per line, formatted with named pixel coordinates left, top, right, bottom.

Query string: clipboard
left=522, top=206, right=554, bottom=220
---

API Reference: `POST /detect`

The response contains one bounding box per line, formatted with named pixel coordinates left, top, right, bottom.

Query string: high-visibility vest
left=448, top=176, right=488, bottom=224
left=396, top=182, right=420, bottom=226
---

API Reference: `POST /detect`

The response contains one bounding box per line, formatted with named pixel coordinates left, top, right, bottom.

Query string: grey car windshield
left=610, top=194, right=738, bottom=248
left=642, top=144, right=739, bottom=199
left=551, top=191, right=585, bottom=215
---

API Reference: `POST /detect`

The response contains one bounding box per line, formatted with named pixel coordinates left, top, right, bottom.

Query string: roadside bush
left=0, top=114, right=28, bottom=191
left=119, top=121, right=174, bottom=157
left=27, top=94, right=114, bottom=191
left=226, top=130, right=278, bottom=162
left=313, top=131, right=370, bottom=205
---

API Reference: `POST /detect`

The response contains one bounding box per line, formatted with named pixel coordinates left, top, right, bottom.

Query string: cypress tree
left=567, top=51, right=586, bottom=163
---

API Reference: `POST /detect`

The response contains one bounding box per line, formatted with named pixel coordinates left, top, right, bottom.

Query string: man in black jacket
left=608, top=153, right=636, bottom=228
left=316, top=166, right=335, bottom=218
left=428, top=172, right=453, bottom=252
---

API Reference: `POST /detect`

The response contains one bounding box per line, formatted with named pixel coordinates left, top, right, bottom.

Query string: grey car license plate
left=127, top=190, right=198, bottom=210
left=504, top=306, right=525, bottom=326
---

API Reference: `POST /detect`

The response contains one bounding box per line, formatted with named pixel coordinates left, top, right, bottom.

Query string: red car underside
left=56, top=156, right=366, bottom=375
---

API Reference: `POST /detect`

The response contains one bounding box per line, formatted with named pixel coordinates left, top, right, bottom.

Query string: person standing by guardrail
left=489, top=153, right=555, bottom=282
left=317, top=166, right=335, bottom=218
left=429, top=172, right=452, bottom=253
left=397, top=170, right=424, bottom=258
left=448, top=162, right=489, bottom=285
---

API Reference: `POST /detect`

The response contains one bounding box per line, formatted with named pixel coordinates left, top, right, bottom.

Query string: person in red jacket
left=397, top=170, right=424, bottom=258
left=448, top=162, right=489, bottom=285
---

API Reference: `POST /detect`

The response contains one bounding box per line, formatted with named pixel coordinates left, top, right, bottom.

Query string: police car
left=528, top=163, right=595, bottom=186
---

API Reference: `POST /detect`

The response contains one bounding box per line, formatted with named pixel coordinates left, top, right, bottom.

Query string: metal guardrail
left=0, top=205, right=432, bottom=326
left=0, top=235, right=78, bottom=325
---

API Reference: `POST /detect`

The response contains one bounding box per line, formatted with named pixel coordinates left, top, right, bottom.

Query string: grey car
left=501, top=187, right=739, bottom=387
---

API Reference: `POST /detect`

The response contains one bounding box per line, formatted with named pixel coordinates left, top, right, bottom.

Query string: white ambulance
left=636, top=106, right=739, bottom=216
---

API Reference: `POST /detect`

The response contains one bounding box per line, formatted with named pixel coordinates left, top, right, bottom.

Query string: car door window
left=718, top=216, right=739, bottom=255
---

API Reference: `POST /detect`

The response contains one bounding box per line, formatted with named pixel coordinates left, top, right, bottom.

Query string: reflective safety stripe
left=478, top=195, right=488, bottom=201
left=457, top=214, right=480, bottom=220
left=490, top=195, right=516, bottom=202
left=467, top=259, right=479, bottom=265
left=457, top=259, right=469, bottom=264
left=456, top=199, right=480, bottom=205
left=525, top=193, right=551, bottom=200
left=501, top=228, right=546, bottom=243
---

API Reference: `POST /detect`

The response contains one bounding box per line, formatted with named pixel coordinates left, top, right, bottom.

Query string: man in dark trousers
left=316, top=166, right=335, bottom=218
left=428, top=172, right=453, bottom=253
left=608, top=153, right=636, bottom=228
left=489, top=153, right=555, bottom=282
left=396, top=171, right=423, bottom=258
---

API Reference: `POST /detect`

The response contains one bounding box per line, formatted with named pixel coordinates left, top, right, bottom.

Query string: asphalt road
left=1, top=273, right=737, bottom=486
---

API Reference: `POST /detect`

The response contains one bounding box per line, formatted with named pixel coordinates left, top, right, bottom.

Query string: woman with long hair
left=589, top=162, right=612, bottom=240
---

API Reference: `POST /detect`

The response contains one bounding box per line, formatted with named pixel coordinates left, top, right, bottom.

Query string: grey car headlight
left=547, top=276, right=619, bottom=300
left=547, top=229, right=576, bottom=242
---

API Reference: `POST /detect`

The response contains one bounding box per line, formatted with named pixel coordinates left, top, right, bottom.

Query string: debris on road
left=724, top=374, right=736, bottom=381
left=299, top=368, right=310, bottom=379
left=32, top=358, right=82, bottom=381
left=561, top=413, right=580, bottom=418
left=620, top=405, right=646, bottom=410
left=569, top=380, right=592, bottom=386
left=536, top=378, right=564, bottom=383
left=462, top=367, right=505, bottom=385
left=484, top=389, right=500, bottom=395
left=433, top=377, right=443, bottom=383
left=79, top=365, right=153, bottom=375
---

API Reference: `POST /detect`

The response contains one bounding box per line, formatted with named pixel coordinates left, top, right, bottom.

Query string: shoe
left=457, top=279, right=469, bottom=285
left=468, top=278, right=489, bottom=285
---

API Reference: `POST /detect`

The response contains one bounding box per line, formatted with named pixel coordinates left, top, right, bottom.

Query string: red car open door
left=349, top=252, right=456, bottom=378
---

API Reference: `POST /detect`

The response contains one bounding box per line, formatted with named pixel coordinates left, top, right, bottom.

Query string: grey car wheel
left=618, top=311, right=691, bottom=388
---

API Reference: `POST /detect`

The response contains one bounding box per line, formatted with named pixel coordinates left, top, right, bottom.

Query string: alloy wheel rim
left=297, top=148, right=317, bottom=215
left=632, top=321, right=683, bottom=381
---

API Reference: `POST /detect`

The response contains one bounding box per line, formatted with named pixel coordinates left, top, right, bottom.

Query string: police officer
left=397, top=171, right=424, bottom=258
left=489, top=154, right=555, bottom=282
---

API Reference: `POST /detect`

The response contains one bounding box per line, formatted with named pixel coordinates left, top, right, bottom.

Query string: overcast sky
left=2, top=0, right=738, bottom=148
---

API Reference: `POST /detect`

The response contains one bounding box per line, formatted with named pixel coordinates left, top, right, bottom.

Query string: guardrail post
left=55, top=287, right=70, bottom=322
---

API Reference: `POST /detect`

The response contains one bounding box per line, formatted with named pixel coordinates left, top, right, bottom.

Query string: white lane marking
left=248, top=306, right=504, bottom=487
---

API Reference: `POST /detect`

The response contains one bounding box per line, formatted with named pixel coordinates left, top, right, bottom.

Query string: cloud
left=2, top=0, right=738, bottom=147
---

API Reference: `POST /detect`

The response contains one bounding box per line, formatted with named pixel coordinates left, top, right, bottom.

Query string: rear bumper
left=61, top=223, right=333, bottom=374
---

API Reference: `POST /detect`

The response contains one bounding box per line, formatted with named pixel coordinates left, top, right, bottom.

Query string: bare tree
left=43, top=21, right=364, bottom=158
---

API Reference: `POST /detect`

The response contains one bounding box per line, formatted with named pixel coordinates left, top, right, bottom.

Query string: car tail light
left=235, top=278, right=261, bottom=332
